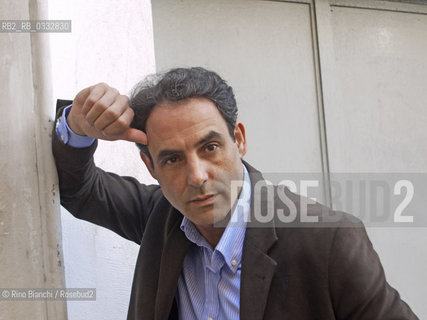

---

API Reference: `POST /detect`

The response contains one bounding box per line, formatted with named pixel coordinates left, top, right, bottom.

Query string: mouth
left=188, top=194, right=216, bottom=206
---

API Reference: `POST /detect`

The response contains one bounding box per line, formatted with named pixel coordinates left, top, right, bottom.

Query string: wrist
left=67, top=108, right=86, bottom=136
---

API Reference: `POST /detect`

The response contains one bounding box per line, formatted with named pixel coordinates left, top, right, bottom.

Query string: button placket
left=202, top=249, right=222, bottom=320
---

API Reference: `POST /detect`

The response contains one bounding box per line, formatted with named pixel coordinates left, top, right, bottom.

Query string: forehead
left=145, top=97, right=229, bottom=151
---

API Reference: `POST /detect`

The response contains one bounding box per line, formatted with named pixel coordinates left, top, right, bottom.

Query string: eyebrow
left=194, top=130, right=223, bottom=148
left=156, top=130, right=224, bottom=162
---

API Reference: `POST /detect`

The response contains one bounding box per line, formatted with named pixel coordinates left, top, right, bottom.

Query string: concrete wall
left=48, top=0, right=156, bottom=319
left=0, top=0, right=66, bottom=319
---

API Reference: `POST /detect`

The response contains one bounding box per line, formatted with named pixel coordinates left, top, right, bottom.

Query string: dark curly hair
left=129, top=67, right=238, bottom=163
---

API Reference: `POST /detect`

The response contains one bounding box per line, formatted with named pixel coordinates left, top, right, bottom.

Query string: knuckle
left=116, top=117, right=128, bottom=128
left=105, top=108, right=119, bottom=120
left=102, top=127, right=111, bottom=135
left=93, top=122, right=103, bottom=131
left=92, top=99, right=109, bottom=114
left=86, top=95, right=99, bottom=106
left=128, top=108, right=134, bottom=117
left=116, top=94, right=129, bottom=107
left=120, top=94, right=130, bottom=103
left=97, top=82, right=109, bottom=90
left=103, top=126, right=118, bottom=136
left=96, top=101, right=108, bottom=112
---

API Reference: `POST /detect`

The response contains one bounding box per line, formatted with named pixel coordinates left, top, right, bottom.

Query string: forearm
left=51, top=105, right=156, bottom=244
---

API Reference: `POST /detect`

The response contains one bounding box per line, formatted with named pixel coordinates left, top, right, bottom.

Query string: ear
left=140, top=152, right=157, bottom=180
left=234, top=121, right=247, bottom=158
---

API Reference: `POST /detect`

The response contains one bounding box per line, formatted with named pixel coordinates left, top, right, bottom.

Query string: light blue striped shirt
left=177, top=165, right=251, bottom=320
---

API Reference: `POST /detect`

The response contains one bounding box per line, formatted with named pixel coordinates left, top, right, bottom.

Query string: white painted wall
left=48, top=1, right=156, bottom=319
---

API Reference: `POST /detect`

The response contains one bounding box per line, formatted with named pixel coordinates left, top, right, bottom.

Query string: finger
left=81, top=83, right=108, bottom=117
left=87, top=89, right=122, bottom=127
left=102, top=107, right=134, bottom=137
left=73, top=87, right=92, bottom=108
left=121, top=128, right=148, bottom=145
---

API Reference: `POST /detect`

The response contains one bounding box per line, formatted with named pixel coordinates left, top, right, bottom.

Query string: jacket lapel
left=240, top=161, right=279, bottom=320
left=154, top=210, right=192, bottom=320
left=240, top=225, right=278, bottom=319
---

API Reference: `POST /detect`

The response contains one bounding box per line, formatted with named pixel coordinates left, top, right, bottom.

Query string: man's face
left=142, top=97, right=247, bottom=228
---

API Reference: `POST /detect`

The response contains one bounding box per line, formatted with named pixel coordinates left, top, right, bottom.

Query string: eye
left=164, top=156, right=179, bottom=165
left=205, top=144, right=218, bottom=152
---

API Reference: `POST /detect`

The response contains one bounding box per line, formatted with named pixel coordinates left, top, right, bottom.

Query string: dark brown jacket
left=52, top=100, right=418, bottom=320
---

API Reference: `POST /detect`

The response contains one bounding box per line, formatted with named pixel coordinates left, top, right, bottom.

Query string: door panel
left=152, top=0, right=323, bottom=173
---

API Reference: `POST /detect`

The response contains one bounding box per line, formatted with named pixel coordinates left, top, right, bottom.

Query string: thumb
left=121, top=128, right=148, bottom=145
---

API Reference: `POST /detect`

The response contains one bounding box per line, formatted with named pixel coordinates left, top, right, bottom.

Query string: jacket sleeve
left=52, top=100, right=161, bottom=244
left=328, top=217, right=419, bottom=319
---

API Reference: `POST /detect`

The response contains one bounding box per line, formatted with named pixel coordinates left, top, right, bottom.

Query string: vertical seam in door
left=309, top=0, right=332, bottom=207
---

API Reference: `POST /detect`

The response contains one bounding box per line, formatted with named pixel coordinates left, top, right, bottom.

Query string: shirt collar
left=180, top=163, right=251, bottom=273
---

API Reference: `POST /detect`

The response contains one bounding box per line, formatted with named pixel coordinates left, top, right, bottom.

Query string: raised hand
left=67, top=83, right=147, bottom=145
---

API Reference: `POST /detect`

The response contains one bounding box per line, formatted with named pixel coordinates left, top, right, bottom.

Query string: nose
left=187, top=156, right=208, bottom=188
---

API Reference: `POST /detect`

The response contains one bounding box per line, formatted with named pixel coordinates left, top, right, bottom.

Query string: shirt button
left=208, top=318, right=214, bottom=320
left=231, top=259, right=238, bottom=266
left=60, top=134, right=65, bottom=141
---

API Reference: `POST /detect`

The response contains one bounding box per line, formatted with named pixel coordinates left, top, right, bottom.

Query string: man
left=52, top=67, right=418, bottom=319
